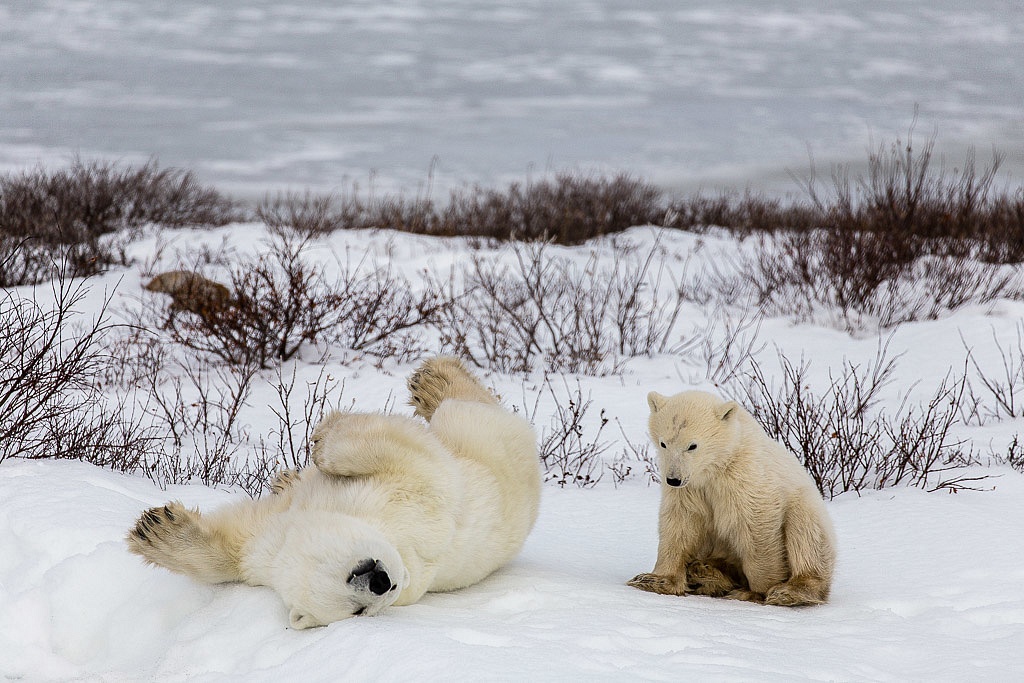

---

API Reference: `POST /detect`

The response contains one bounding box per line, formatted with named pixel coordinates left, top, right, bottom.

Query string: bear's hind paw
left=764, top=579, right=827, bottom=607
left=685, top=560, right=739, bottom=597
left=408, top=356, right=493, bottom=421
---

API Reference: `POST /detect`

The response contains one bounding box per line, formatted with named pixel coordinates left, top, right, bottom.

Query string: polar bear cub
left=628, top=390, right=836, bottom=606
left=128, top=357, right=541, bottom=628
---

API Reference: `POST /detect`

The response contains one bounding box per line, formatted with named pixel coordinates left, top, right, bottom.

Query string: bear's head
left=278, top=517, right=411, bottom=630
left=647, top=390, right=744, bottom=489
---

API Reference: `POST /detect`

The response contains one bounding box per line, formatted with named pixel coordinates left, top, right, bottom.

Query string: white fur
left=128, top=358, right=541, bottom=628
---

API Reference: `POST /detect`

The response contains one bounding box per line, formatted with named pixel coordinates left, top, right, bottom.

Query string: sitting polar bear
left=127, top=357, right=541, bottom=628
left=628, top=390, right=836, bottom=606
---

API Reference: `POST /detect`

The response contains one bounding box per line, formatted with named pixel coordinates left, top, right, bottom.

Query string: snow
left=3, top=457, right=1023, bottom=681
left=1, top=1, right=1022, bottom=198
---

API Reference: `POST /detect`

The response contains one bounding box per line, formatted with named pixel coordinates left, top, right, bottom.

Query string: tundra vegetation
left=2, top=136, right=1022, bottom=496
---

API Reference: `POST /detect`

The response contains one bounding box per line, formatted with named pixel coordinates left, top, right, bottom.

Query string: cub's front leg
left=628, top=497, right=708, bottom=596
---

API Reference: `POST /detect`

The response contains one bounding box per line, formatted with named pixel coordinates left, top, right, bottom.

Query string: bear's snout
left=348, top=558, right=394, bottom=596
left=665, top=477, right=683, bottom=487
left=368, top=568, right=392, bottom=596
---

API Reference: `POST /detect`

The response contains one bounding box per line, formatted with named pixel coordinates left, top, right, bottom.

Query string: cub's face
left=285, top=523, right=411, bottom=630
left=647, top=390, right=740, bottom=489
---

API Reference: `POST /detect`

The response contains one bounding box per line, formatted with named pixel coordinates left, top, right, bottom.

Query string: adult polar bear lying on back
left=628, top=390, right=836, bottom=606
left=128, top=357, right=541, bottom=629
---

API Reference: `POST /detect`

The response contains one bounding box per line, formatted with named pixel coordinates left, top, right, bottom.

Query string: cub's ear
left=719, top=401, right=739, bottom=421
left=647, top=392, right=667, bottom=413
left=289, top=608, right=319, bottom=630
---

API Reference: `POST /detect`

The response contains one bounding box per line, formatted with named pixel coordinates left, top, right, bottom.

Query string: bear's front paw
left=270, top=468, right=300, bottom=494
left=127, top=501, right=199, bottom=559
left=627, top=572, right=687, bottom=596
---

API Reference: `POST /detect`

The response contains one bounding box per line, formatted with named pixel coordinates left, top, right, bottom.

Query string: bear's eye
left=687, top=443, right=697, bottom=451
left=659, top=441, right=667, bottom=449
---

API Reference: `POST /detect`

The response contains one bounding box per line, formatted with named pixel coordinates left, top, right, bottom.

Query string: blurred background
left=2, top=0, right=1021, bottom=199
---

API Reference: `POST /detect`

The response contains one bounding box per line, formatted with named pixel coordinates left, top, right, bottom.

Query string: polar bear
left=127, top=357, right=542, bottom=628
left=627, top=390, right=836, bottom=606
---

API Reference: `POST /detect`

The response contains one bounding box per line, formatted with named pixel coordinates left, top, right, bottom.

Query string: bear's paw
left=627, top=572, right=688, bottom=596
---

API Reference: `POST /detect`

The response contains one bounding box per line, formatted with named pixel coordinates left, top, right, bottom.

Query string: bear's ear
left=647, top=392, right=667, bottom=413
left=719, top=401, right=739, bottom=421
left=289, top=608, right=319, bottom=630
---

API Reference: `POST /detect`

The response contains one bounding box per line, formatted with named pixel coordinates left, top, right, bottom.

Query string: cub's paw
left=724, top=589, right=765, bottom=604
left=127, top=501, right=199, bottom=560
left=764, top=581, right=825, bottom=607
left=627, top=572, right=688, bottom=596
left=270, top=468, right=300, bottom=495
left=408, top=356, right=487, bottom=420
left=685, top=561, right=738, bottom=597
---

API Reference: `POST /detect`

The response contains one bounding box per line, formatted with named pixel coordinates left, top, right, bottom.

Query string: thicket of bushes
left=0, top=159, right=238, bottom=286
left=2, top=136, right=1022, bottom=497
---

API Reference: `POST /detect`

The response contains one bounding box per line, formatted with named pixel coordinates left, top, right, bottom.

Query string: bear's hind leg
left=765, top=498, right=835, bottom=606
left=127, top=502, right=243, bottom=584
left=407, top=356, right=497, bottom=421
left=686, top=559, right=746, bottom=597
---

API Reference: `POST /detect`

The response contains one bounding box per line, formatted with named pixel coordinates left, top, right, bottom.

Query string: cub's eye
left=659, top=441, right=667, bottom=449
left=687, top=443, right=697, bottom=451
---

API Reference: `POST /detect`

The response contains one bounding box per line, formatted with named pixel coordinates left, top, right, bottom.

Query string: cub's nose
left=665, top=477, right=683, bottom=487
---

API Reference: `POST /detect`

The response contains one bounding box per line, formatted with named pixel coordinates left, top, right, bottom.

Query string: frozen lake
left=2, top=0, right=1022, bottom=198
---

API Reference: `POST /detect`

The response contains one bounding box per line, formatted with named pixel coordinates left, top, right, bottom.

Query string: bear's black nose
left=368, top=569, right=392, bottom=595
left=665, top=477, right=683, bottom=487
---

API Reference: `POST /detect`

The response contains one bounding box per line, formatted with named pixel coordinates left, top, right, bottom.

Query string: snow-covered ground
left=1, top=1, right=1022, bottom=197
left=3, top=458, right=1023, bottom=682
left=2, top=224, right=1024, bottom=681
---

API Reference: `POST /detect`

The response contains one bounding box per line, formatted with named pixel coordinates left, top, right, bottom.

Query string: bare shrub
left=0, top=159, right=239, bottom=284
left=252, top=172, right=662, bottom=245
left=608, top=418, right=659, bottom=487
left=964, top=323, right=1024, bottom=421
left=997, top=435, right=1023, bottom=473
left=691, top=305, right=765, bottom=386
left=0, top=256, right=155, bottom=468
left=148, top=232, right=446, bottom=368
left=256, top=364, right=343, bottom=473
left=730, top=340, right=982, bottom=498
left=439, top=172, right=663, bottom=244
left=132, top=344, right=258, bottom=489
left=152, top=232, right=349, bottom=367
left=256, top=190, right=362, bottom=237
left=439, top=239, right=690, bottom=375
left=518, top=377, right=610, bottom=488
left=746, top=229, right=1020, bottom=331
left=330, top=260, right=450, bottom=364
left=665, top=190, right=821, bottom=234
